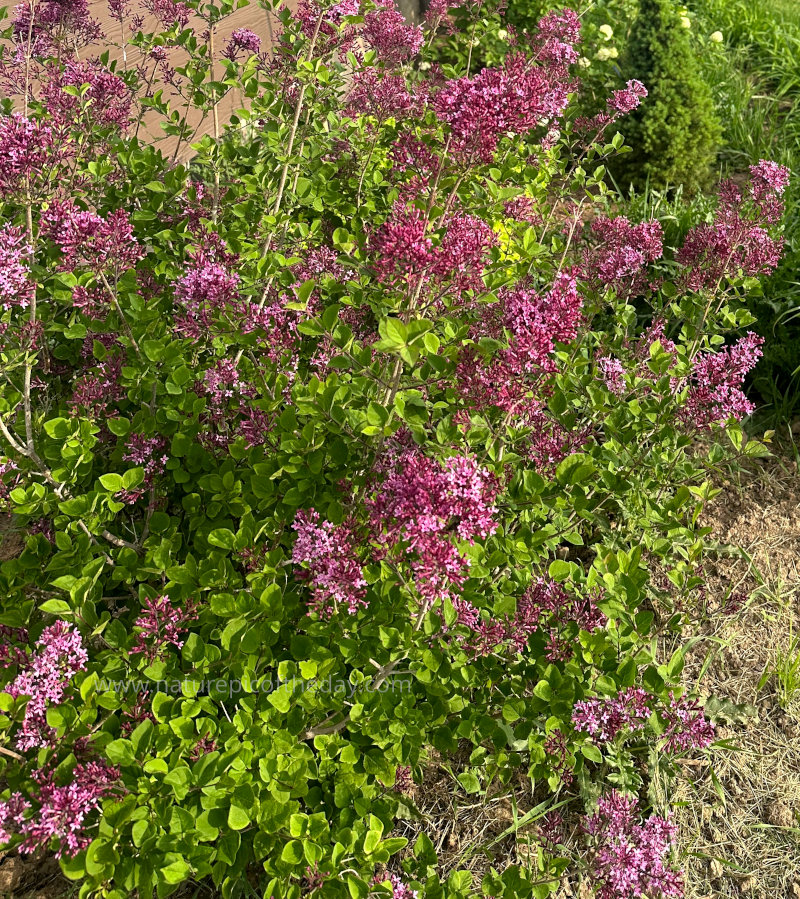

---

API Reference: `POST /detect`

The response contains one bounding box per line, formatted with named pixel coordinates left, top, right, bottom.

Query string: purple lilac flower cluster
left=131, top=595, right=198, bottom=662
left=572, top=687, right=715, bottom=754
left=583, top=792, right=682, bottom=899
left=585, top=216, right=664, bottom=294
left=0, top=115, right=54, bottom=199
left=0, top=225, right=34, bottom=311
left=41, top=200, right=142, bottom=275
left=677, top=164, right=788, bottom=291
left=457, top=578, right=606, bottom=660
left=572, top=687, right=652, bottom=742
left=292, top=509, right=368, bottom=617
left=373, top=872, right=418, bottom=899
left=363, top=2, right=423, bottom=65
left=43, top=59, right=132, bottom=131
left=367, top=449, right=498, bottom=605
left=680, top=332, right=764, bottom=429
left=224, top=28, right=262, bottom=59
left=0, top=761, right=118, bottom=858
left=7, top=622, right=87, bottom=751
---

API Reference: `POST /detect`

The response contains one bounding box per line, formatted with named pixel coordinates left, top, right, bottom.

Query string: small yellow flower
left=579, top=56, right=592, bottom=68
left=598, top=24, right=614, bottom=40
left=680, top=15, right=691, bottom=28
left=710, top=30, right=723, bottom=42
left=596, top=47, right=619, bottom=61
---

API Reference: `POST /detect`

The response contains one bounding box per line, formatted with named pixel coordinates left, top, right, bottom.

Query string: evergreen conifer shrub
left=613, top=0, right=721, bottom=193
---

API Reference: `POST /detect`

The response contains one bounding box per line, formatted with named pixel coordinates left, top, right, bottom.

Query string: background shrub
left=610, top=0, right=721, bottom=193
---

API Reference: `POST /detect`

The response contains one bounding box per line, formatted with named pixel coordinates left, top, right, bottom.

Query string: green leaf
left=99, top=473, right=123, bottom=491
left=228, top=804, right=250, bottom=831
left=456, top=772, right=481, bottom=794
left=281, top=840, right=304, bottom=864
left=581, top=743, right=603, bottom=764
left=105, top=739, right=135, bottom=766
left=39, top=599, right=72, bottom=616
left=208, top=528, right=235, bottom=549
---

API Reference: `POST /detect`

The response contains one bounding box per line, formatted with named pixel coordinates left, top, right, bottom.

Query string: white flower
left=710, top=30, right=723, bottom=42
left=596, top=46, right=619, bottom=61
left=680, top=14, right=691, bottom=27
left=579, top=56, right=591, bottom=68
left=599, top=24, right=614, bottom=40
left=497, top=28, right=508, bottom=40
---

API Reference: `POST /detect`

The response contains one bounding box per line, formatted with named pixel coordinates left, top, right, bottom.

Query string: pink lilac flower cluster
left=432, top=214, right=497, bottom=299
left=71, top=285, right=106, bottom=319
left=586, top=216, right=664, bottom=293
left=459, top=578, right=605, bottom=660
left=423, top=0, right=467, bottom=32
left=392, top=765, right=413, bottom=794
left=679, top=332, right=764, bottom=429
left=293, top=0, right=360, bottom=58
left=141, top=0, right=190, bottom=28
left=372, top=873, right=418, bottom=899
left=433, top=50, right=576, bottom=163
left=202, top=358, right=254, bottom=411
left=363, top=2, right=423, bottom=66
left=575, top=80, right=648, bottom=134
left=0, top=115, right=54, bottom=198
left=455, top=273, right=588, bottom=470
left=456, top=273, right=582, bottom=421
left=573, top=687, right=715, bottom=753
left=70, top=354, right=124, bottom=418
left=0, top=761, right=118, bottom=858
left=677, top=167, right=785, bottom=291
left=370, top=202, right=433, bottom=284
left=533, top=8, right=581, bottom=64
left=367, top=449, right=498, bottom=604
left=501, top=272, right=583, bottom=374
left=292, top=509, right=368, bottom=617
left=224, top=27, right=262, bottom=59
left=607, top=79, right=648, bottom=116
left=345, top=69, right=419, bottom=124
left=583, top=792, right=682, bottom=899
left=456, top=355, right=590, bottom=472
left=43, top=59, right=132, bottom=131
left=511, top=579, right=606, bottom=660
left=196, top=357, right=272, bottom=451
left=503, top=195, right=540, bottom=224
left=241, top=294, right=301, bottom=369
left=41, top=201, right=142, bottom=274
left=329, top=0, right=360, bottom=16
left=598, top=355, right=625, bottom=395
left=749, top=159, right=790, bottom=223
left=0, top=225, right=34, bottom=311
left=8, top=622, right=87, bottom=751
left=13, top=0, right=101, bottom=53
left=660, top=692, right=715, bottom=753
left=131, top=595, right=198, bottom=662
left=536, top=809, right=565, bottom=850
left=572, top=687, right=653, bottom=742
left=173, top=249, right=240, bottom=338
left=122, top=432, right=168, bottom=499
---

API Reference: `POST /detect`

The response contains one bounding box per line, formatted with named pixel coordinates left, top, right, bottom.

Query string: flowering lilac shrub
left=0, top=0, right=787, bottom=897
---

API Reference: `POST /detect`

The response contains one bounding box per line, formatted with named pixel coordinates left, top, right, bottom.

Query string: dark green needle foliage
left=614, top=0, right=721, bottom=194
